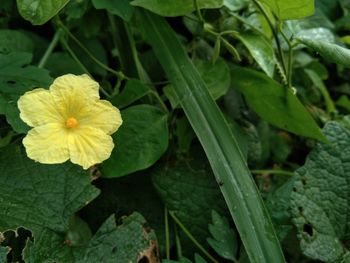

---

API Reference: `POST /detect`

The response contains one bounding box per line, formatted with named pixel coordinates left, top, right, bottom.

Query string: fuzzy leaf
left=291, top=122, right=350, bottom=262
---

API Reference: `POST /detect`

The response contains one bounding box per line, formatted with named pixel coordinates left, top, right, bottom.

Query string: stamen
left=66, top=117, right=78, bottom=128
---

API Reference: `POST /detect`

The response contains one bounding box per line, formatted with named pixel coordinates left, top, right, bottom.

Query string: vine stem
left=252, top=0, right=288, bottom=81
left=164, top=207, right=170, bottom=260
left=60, top=38, right=112, bottom=98
left=169, top=211, right=219, bottom=263
left=251, top=169, right=295, bottom=177
left=56, top=18, right=128, bottom=81
left=38, top=29, right=62, bottom=68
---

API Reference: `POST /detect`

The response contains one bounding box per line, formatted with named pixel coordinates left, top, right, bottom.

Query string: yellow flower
left=18, top=74, right=122, bottom=169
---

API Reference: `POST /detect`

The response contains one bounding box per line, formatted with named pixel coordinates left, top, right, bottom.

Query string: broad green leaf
left=231, top=66, right=326, bottom=141
left=207, top=210, right=238, bottom=261
left=139, top=10, right=285, bottom=263
left=131, top=0, right=223, bottom=17
left=101, top=105, right=168, bottom=177
left=91, top=0, right=134, bottom=21
left=111, top=79, right=151, bottom=109
left=164, top=58, right=231, bottom=108
left=298, top=37, right=350, bottom=68
left=25, top=213, right=158, bottom=263
left=236, top=32, right=275, bottom=77
left=0, top=29, right=33, bottom=54
left=291, top=122, right=350, bottom=262
left=0, top=144, right=100, bottom=262
left=0, top=52, right=52, bottom=133
left=152, top=156, right=228, bottom=252
left=261, top=0, right=314, bottom=20
left=16, top=0, right=69, bottom=25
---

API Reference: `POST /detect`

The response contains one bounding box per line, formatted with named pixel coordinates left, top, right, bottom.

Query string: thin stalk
left=57, top=19, right=127, bottom=80
left=60, top=38, right=90, bottom=75
left=60, top=38, right=112, bottom=98
left=38, top=29, right=62, bottom=68
left=174, top=224, right=182, bottom=259
left=169, top=211, right=219, bottom=263
left=193, top=0, right=204, bottom=24
left=280, top=30, right=294, bottom=88
left=107, top=12, right=119, bottom=50
left=252, top=0, right=287, bottom=80
left=165, top=207, right=170, bottom=260
left=251, top=169, right=295, bottom=177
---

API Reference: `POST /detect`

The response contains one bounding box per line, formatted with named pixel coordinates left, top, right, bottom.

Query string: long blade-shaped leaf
left=138, top=10, right=285, bottom=263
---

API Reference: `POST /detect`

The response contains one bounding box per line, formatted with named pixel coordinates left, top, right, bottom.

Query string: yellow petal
left=49, top=74, right=100, bottom=118
left=79, top=100, right=123, bottom=135
left=23, top=123, right=69, bottom=164
left=68, top=126, right=114, bottom=169
left=50, top=74, right=99, bottom=100
left=17, top=88, right=63, bottom=127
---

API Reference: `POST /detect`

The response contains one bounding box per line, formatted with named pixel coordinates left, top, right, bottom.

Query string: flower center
left=66, top=117, right=78, bottom=128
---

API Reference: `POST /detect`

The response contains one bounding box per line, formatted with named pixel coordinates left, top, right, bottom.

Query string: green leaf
left=164, top=58, right=231, bottom=108
left=16, top=0, right=69, bottom=25
left=139, top=10, right=285, bottom=263
left=152, top=156, right=228, bottom=253
left=291, top=122, right=350, bottom=262
left=91, top=0, right=134, bottom=21
left=0, top=29, right=33, bottom=54
left=25, top=213, right=158, bottom=263
left=101, top=104, right=169, bottom=177
left=261, top=0, right=314, bottom=20
left=231, top=66, right=326, bottom=141
left=298, top=37, right=350, bottom=68
left=131, top=0, right=223, bottom=17
left=111, top=79, right=151, bottom=109
left=207, top=210, right=238, bottom=261
left=0, top=52, right=52, bottom=133
left=236, top=32, right=275, bottom=77
left=0, top=144, right=100, bottom=262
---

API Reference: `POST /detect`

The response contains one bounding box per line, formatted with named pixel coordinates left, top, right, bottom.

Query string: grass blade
left=138, top=10, right=286, bottom=263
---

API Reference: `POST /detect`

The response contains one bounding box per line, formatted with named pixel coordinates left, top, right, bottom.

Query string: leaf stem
left=38, top=29, right=62, bottom=68
left=280, top=30, right=294, bottom=88
left=252, top=0, right=287, bottom=81
left=251, top=169, right=295, bottom=177
left=169, top=211, right=219, bottom=263
left=194, top=0, right=204, bottom=24
left=57, top=19, right=128, bottom=81
left=174, top=223, right=182, bottom=259
left=165, top=206, right=170, bottom=260
left=60, top=38, right=112, bottom=98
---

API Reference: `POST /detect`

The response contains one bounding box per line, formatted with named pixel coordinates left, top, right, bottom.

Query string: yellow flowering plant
left=18, top=74, right=122, bottom=169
